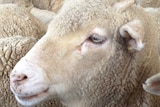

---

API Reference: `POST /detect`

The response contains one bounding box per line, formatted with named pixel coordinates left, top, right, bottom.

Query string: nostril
left=17, top=74, right=28, bottom=81
left=11, top=73, right=28, bottom=85
left=23, top=75, right=28, bottom=80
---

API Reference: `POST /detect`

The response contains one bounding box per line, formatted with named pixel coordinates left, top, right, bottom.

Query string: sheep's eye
left=88, top=33, right=106, bottom=44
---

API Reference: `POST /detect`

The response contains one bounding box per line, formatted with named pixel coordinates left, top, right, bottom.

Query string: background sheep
left=0, top=0, right=64, bottom=12
left=10, top=0, right=160, bottom=107
left=32, top=0, right=63, bottom=13
left=135, top=0, right=160, bottom=8
left=8, top=0, right=60, bottom=26
left=0, top=4, right=46, bottom=38
left=0, top=0, right=33, bottom=12
left=28, top=0, right=62, bottom=26
left=30, top=7, right=56, bottom=26
left=0, top=3, right=63, bottom=107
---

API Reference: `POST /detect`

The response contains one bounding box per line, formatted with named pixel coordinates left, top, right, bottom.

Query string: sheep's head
left=10, top=0, right=146, bottom=106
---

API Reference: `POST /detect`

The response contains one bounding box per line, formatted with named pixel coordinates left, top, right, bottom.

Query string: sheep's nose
left=10, top=71, right=28, bottom=86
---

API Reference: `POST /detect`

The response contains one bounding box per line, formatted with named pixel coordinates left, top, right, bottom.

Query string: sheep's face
left=10, top=18, right=144, bottom=106
left=10, top=0, right=144, bottom=106
left=10, top=22, right=117, bottom=106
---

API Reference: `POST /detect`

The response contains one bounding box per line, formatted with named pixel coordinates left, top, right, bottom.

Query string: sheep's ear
left=143, top=73, right=160, bottom=96
left=119, top=19, right=145, bottom=52
left=113, top=0, right=135, bottom=12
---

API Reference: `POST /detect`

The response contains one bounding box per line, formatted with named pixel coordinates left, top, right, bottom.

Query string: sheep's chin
left=15, top=88, right=49, bottom=106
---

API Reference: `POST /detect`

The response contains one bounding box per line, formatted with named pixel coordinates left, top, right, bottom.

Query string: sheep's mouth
left=17, top=88, right=49, bottom=101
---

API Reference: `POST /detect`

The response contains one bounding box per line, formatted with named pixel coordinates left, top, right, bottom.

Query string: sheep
left=29, top=0, right=63, bottom=26
left=0, top=3, right=46, bottom=38
left=30, top=7, right=56, bottom=26
left=10, top=0, right=160, bottom=107
left=32, top=0, right=63, bottom=13
left=135, top=0, right=160, bottom=8
left=0, top=0, right=33, bottom=10
left=0, top=0, right=64, bottom=13
left=0, top=0, right=60, bottom=26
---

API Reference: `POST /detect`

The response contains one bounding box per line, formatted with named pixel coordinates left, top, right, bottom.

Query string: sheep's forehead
left=48, top=17, right=113, bottom=40
left=47, top=1, right=115, bottom=38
